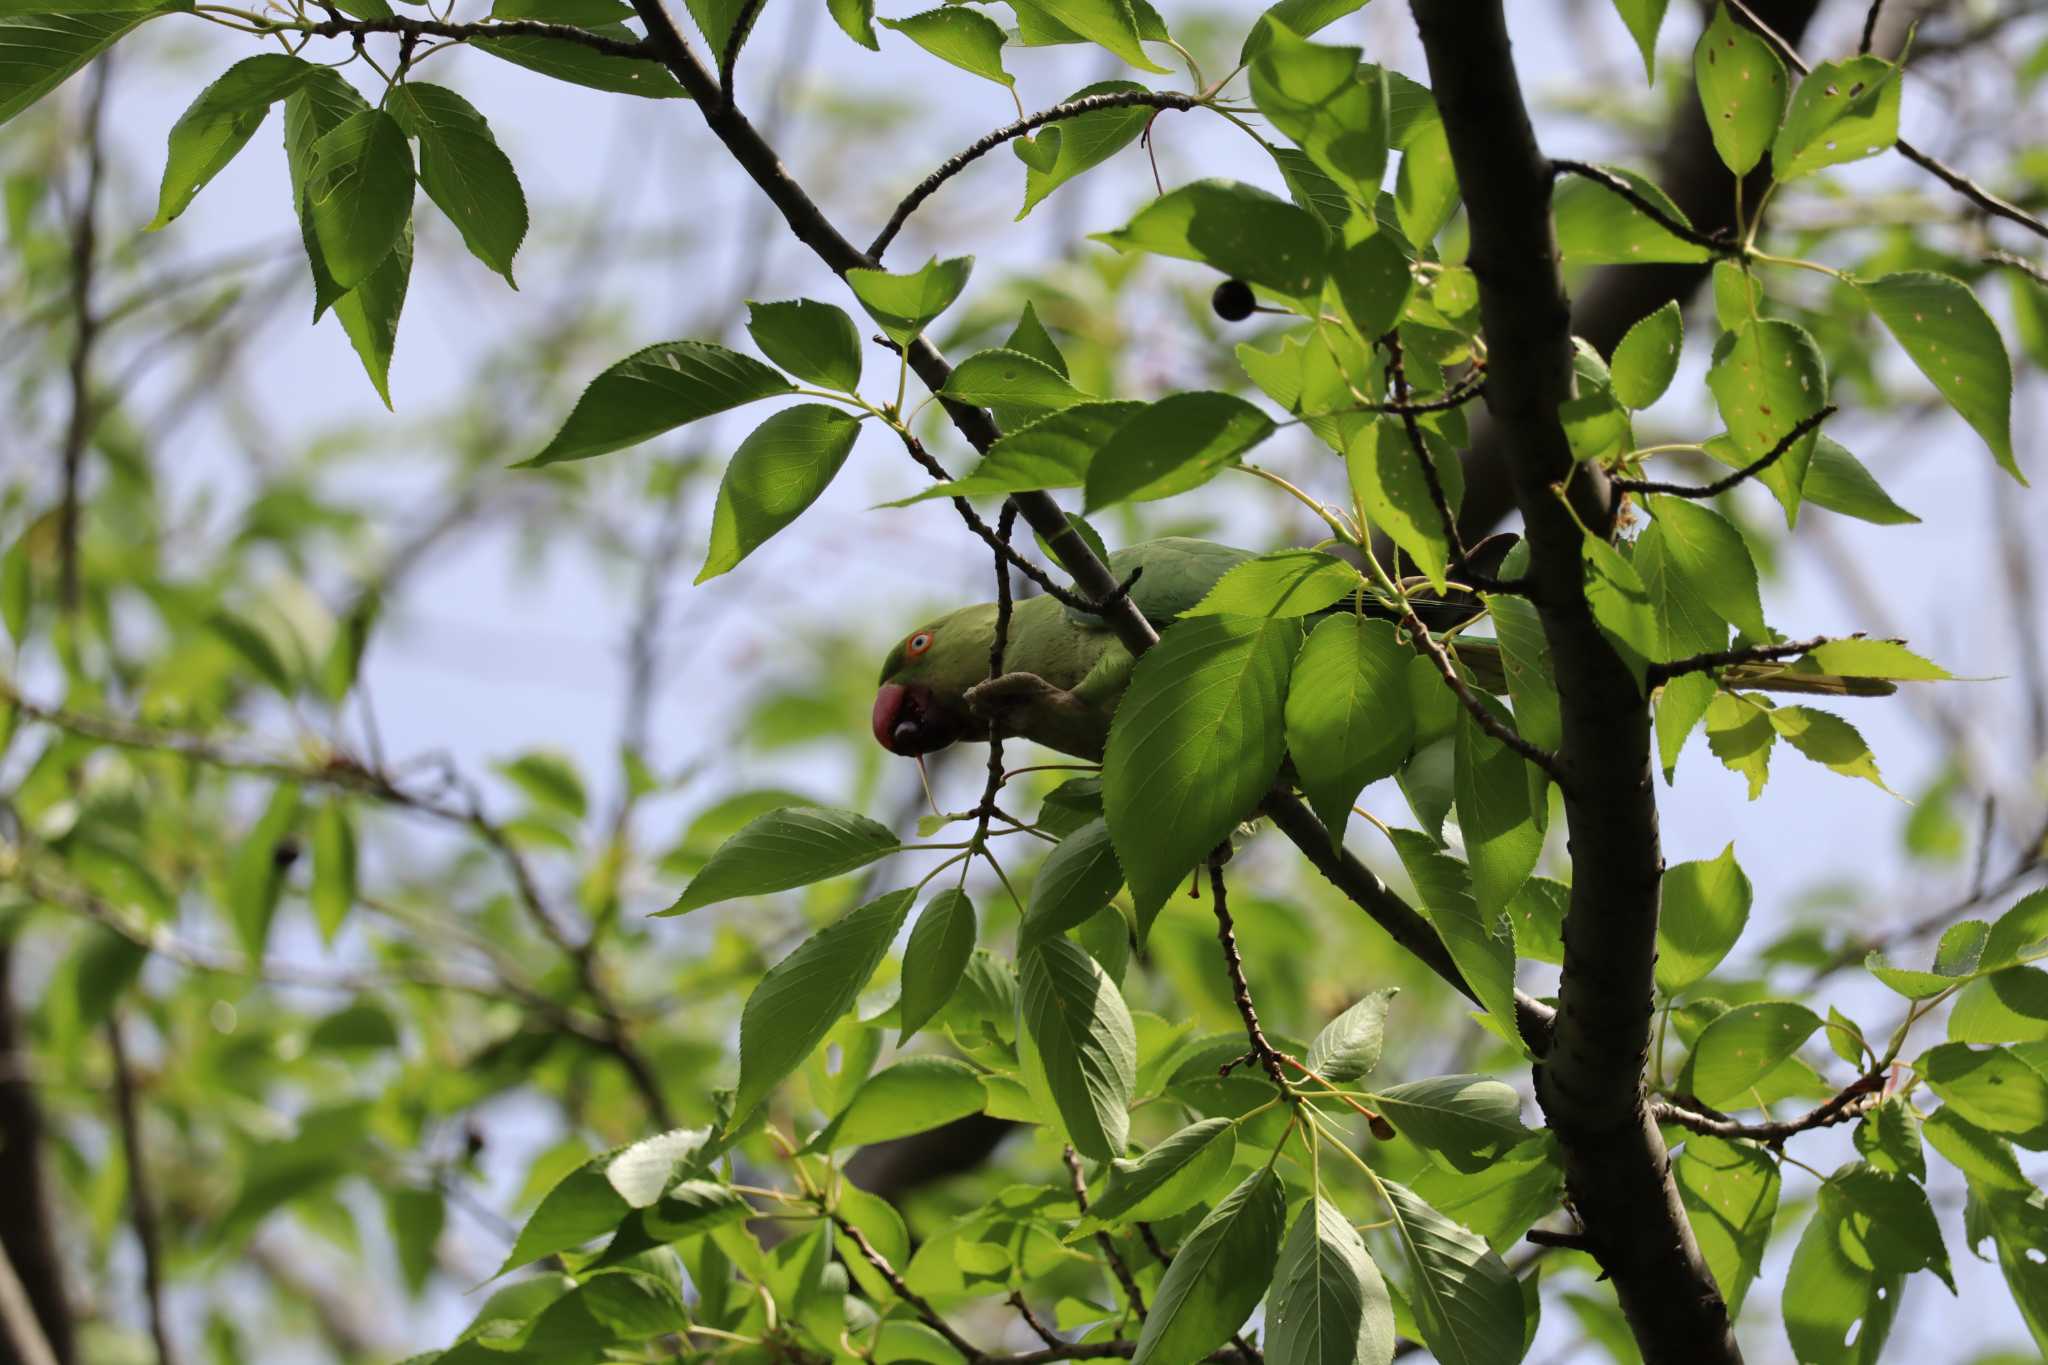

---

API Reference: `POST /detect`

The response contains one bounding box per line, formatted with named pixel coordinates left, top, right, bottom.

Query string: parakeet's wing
left=1060, top=538, right=1255, bottom=630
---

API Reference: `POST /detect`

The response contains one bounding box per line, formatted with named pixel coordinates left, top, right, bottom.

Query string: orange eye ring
left=905, top=631, right=934, bottom=659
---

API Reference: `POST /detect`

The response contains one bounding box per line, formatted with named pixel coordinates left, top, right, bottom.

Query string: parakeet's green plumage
left=871, top=536, right=1894, bottom=763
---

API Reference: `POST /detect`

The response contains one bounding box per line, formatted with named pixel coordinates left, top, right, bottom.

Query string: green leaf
left=525, top=340, right=795, bottom=465
left=747, top=299, right=862, bottom=392
left=662, top=806, right=900, bottom=915
left=1673, top=1134, right=1778, bottom=1316
left=1094, top=179, right=1329, bottom=298
left=1131, top=1168, right=1286, bottom=1365
left=1970, top=1184, right=2048, bottom=1356
left=1378, top=1180, right=1523, bottom=1365
left=734, top=889, right=914, bottom=1122
left=1332, top=231, right=1414, bottom=340
left=817, top=1056, right=987, bottom=1149
left=1853, top=1098, right=1925, bottom=1179
left=1705, top=318, right=1827, bottom=525
left=1268, top=1197, right=1396, bottom=1365
left=1823, top=1163, right=1953, bottom=1290
left=306, top=801, right=358, bottom=946
left=1582, top=536, right=1655, bottom=685
left=1655, top=843, right=1751, bottom=994
left=0, top=4, right=184, bottom=128
left=695, top=405, right=862, bottom=583
left=499, top=1129, right=712, bottom=1275
left=1771, top=55, right=1900, bottom=181
left=477, top=30, right=690, bottom=97
left=890, top=401, right=1140, bottom=502
left=1645, top=497, right=1765, bottom=640
left=150, top=54, right=314, bottom=229
left=1692, top=2, right=1788, bottom=175
left=1103, top=614, right=1294, bottom=932
left=1186, top=550, right=1360, bottom=619
left=1921, top=1043, right=2048, bottom=1134
left=490, top=0, right=631, bottom=21
left=1238, top=0, right=1367, bottom=62
left=596, top=1180, right=754, bottom=1267
left=1019, top=936, right=1137, bottom=1160
left=898, top=888, right=976, bottom=1041
left=226, top=784, right=302, bottom=958
left=1686, top=1000, right=1820, bottom=1107
left=824, top=0, right=875, bottom=44
left=1506, top=878, right=1568, bottom=967
left=1306, top=988, right=1396, bottom=1083
left=1249, top=24, right=1388, bottom=203
left=1082, top=1117, right=1238, bottom=1226
left=846, top=255, right=973, bottom=349
left=1784, top=1215, right=1897, bottom=1365
left=1767, top=705, right=1888, bottom=791
left=1610, top=301, right=1682, bottom=409
left=1019, top=817, right=1124, bottom=948
left=1389, top=73, right=1456, bottom=247
left=1453, top=701, right=1543, bottom=927
left=1370, top=1075, right=1527, bottom=1174
left=940, top=348, right=1088, bottom=416
left=385, top=1186, right=444, bottom=1296
left=1857, top=271, right=2020, bottom=482
left=1344, top=416, right=1454, bottom=590
left=497, top=750, right=587, bottom=820
left=1610, top=0, right=1669, bottom=80
left=1805, top=637, right=1949, bottom=681
left=1285, top=616, right=1413, bottom=840
left=1704, top=691, right=1773, bottom=799
left=1015, top=80, right=1153, bottom=218
left=1553, top=163, right=1713, bottom=266
left=332, top=219, right=410, bottom=407
left=1656, top=671, right=1717, bottom=782
left=1923, top=1106, right=2028, bottom=1191
left=1007, top=0, right=1168, bottom=72
left=308, top=108, right=414, bottom=291
left=1389, top=830, right=1519, bottom=1044
left=882, top=7, right=1011, bottom=86
left=282, top=67, right=368, bottom=322
left=1084, top=391, right=1275, bottom=510
left=388, top=82, right=526, bottom=286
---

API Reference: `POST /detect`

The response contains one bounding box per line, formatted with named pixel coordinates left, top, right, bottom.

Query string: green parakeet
left=872, top=537, right=1891, bottom=762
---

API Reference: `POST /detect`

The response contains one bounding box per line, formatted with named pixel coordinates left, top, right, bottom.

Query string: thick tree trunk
left=0, top=946, right=74, bottom=1365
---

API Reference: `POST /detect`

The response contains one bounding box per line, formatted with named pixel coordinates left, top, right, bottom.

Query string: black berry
left=1211, top=279, right=1255, bottom=322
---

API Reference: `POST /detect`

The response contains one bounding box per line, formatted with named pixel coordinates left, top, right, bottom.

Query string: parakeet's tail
left=1445, top=640, right=1897, bottom=698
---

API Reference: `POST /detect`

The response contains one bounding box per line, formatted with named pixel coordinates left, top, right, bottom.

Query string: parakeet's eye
left=906, top=631, right=934, bottom=658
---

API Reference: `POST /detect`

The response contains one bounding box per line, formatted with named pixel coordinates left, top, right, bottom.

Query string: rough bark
left=1408, top=3, right=1741, bottom=1362
left=0, top=947, right=74, bottom=1365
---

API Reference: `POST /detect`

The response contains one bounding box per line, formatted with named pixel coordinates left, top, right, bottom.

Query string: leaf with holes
left=1705, top=318, right=1827, bottom=525
left=1692, top=2, right=1788, bottom=175
left=1772, top=55, right=1900, bottom=181
left=1858, top=272, right=2019, bottom=482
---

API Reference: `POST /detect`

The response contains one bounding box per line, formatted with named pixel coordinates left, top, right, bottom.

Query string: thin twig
left=829, top=1211, right=983, bottom=1361
left=1611, top=405, right=1835, bottom=499
left=1989, top=250, right=2048, bottom=288
left=296, top=13, right=652, bottom=57
left=1859, top=0, right=1885, bottom=53
left=1549, top=159, right=1739, bottom=258
left=1651, top=1071, right=1883, bottom=1144
left=1063, top=1146, right=1147, bottom=1319
left=57, top=57, right=113, bottom=613
left=1209, top=856, right=1291, bottom=1092
left=717, top=0, right=767, bottom=105
left=1009, top=1292, right=1065, bottom=1349
left=869, top=91, right=1200, bottom=258
left=107, top=1014, right=178, bottom=1365
left=1644, top=634, right=1838, bottom=686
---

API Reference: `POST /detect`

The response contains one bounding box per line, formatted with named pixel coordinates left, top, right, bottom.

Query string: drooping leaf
left=1019, top=936, right=1137, bottom=1160
left=1453, top=700, right=1543, bottom=928
left=733, top=889, right=914, bottom=1122
left=1378, top=1180, right=1524, bottom=1365
left=1102, top=614, right=1295, bottom=932
left=225, top=784, right=302, bottom=958
left=846, top=255, right=974, bottom=349
left=332, top=220, right=410, bottom=407
left=898, top=888, right=976, bottom=1041
left=696, top=405, right=863, bottom=582
left=662, top=806, right=900, bottom=915
left=1268, top=1197, right=1396, bottom=1365
left=882, top=7, right=1012, bottom=86
left=1610, top=0, right=1669, bottom=80
left=388, top=82, right=527, bottom=286
left=0, top=3, right=186, bottom=129
left=1655, top=843, right=1751, bottom=994
left=1704, top=691, right=1773, bottom=799
left=889, top=402, right=1140, bottom=503
left=1085, top=391, right=1275, bottom=509
left=1610, top=300, right=1683, bottom=409
left=1692, top=2, right=1788, bottom=175
left=525, top=341, right=794, bottom=465
left=307, top=108, right=414, bottom=291
left=1249, top=24, right=1388, bottom=204
left=1082, top=1117, right=1238, bottom=1226
left=1767, top=705, right=1888, bottom=791
left=1646, top=496, right=1766, bottom=641
left=1094, top=179, right=1329, bottom=298
left=1857, top=271, right=2020, bottom=482
left=1388, top=830, right=1519, bottom=1045
left=1920, top=1043, right=2048, bottom=1135
left=150, top=53, right=315, bottom=229
left=1285, top=616, right=1413, bottom=840
left=1369, top=1074, right=1527, bottom=1173
left=1345, top=416, right=1455, bottom=590
left=1332, top=230, right=1415, bottom=341
left=1018, top=817, right=1124, bottom=949
left=309, top=800, right=357, bottom=944
left=1131, top=1168, right=1286, bottom=1365
left=1673, top=1134, right=1778, bottom=1316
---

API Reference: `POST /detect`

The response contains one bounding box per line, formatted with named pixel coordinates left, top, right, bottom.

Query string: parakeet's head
left=872, top=602, right=1000, bottom=755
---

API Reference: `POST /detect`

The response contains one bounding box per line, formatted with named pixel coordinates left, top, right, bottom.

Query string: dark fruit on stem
left=1211, top=279, right=1255, bottom=322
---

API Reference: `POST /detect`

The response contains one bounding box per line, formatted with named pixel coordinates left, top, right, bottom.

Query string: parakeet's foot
left=965, top=671, right=1081, bottom=718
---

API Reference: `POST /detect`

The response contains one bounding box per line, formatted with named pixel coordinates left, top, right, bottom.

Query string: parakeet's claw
left=965, top=671, right=1077, bottom=718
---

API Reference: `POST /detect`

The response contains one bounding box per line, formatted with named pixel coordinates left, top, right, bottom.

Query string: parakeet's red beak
left=873, top=684, right=911, bottom=752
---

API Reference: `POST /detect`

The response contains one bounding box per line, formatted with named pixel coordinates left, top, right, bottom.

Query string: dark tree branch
left=1062, top=1146, right=1147, bottom=1318
left=57, top=57, right=112, bottom=614
left=0, top=946, right=72, bottom=1365
left=1009, top=1292, right=1065, bottom=1349
left=1990, top=250, right=2048, bottom=288
left=617, top=0, right=1558, bottom=1051
left=1611, top=406, right=1836, bottom=499
left=1646, top=634, right=1841, bottom=686
left=1549, top=160, right=1741, bottom=258
left=1651, top=1071, right=1883, bottom=1144
left=298, top=13, right=652, bottom=58
left=717, top=0, right=767, bottom=105
left=0, top=1239, right=60, bottom=1365
left=829, top=1211, right=982, bottom=1361
left=1859, top=0, right=1886, bottom=53
left=868, top=91, right=1200, bottom=259
left=1208, top=856, right=1291, bottom=1092
left=107, top=1016, right=177, bottom=1365
left=1408, top=3, right=1739, bottom=1362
